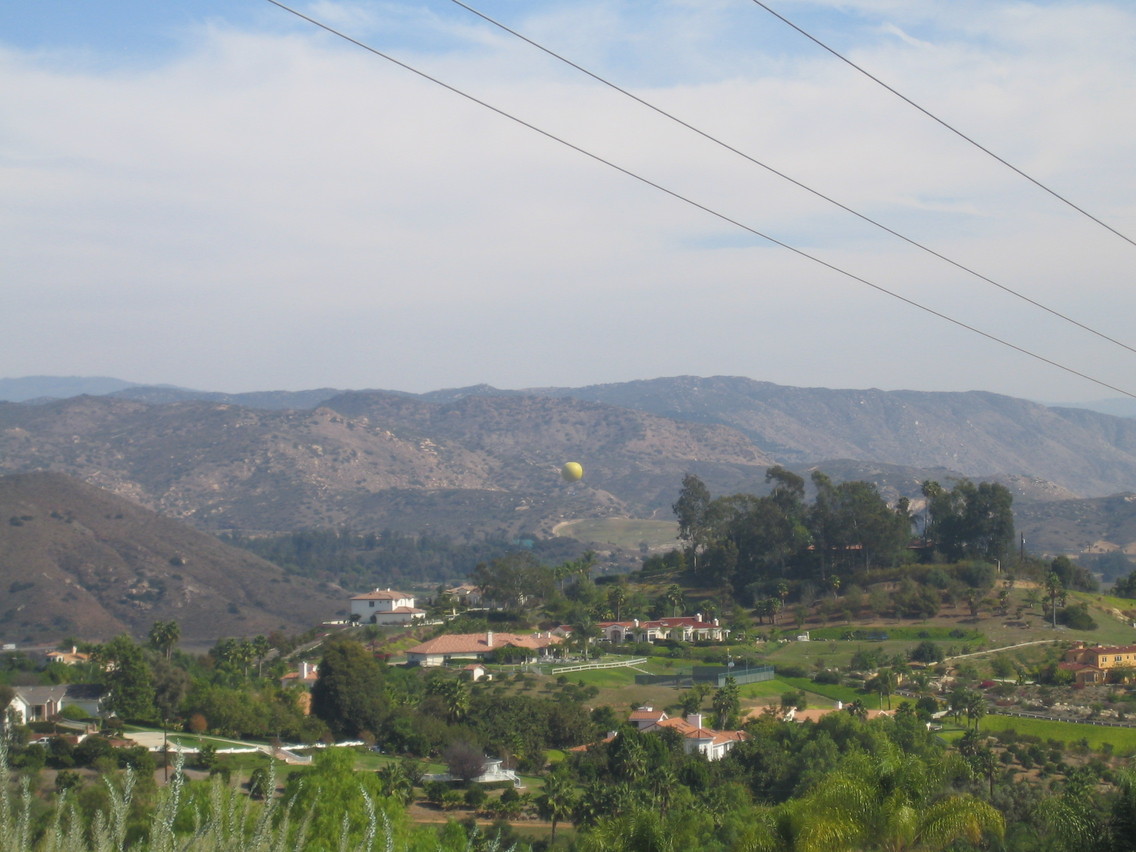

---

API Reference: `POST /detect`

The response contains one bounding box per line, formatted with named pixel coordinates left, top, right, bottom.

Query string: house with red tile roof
left=599, top=614, right=728, bottom=644
left=349, top=588, right=427, bottom=625
left=633, top=706, right=748, bottom=760
left=405, top=631, right=563, bottom=667
left=1063, top=643, right=1136, bottom=678
left=280, top=661, right=319, bottom=689
left=45, top=646, right=91, bottom=666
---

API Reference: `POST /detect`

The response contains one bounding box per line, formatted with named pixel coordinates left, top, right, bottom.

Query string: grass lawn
left=778, top=676, right=881, bottom=709
left=552, top=518, right=677, bottom=550
left=979, top=714, right=1136, bottom=755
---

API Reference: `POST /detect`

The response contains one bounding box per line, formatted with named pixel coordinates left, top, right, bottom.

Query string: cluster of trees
left=311, top=639, right=597, bottom=773
left=672, top=470, right=1015, bottom=597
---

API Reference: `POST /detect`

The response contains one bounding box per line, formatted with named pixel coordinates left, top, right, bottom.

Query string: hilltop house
left=406, top=631, right=563, bottom=667
left=349, top=589, right=426, bottom=625
left=630, top=705, right=748, bottom=761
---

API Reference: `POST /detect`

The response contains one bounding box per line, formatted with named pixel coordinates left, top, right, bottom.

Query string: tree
left=712, top=676, right=741, bottom=729
left=922, top=479, right=1014, bottom=563
left=673, top=474, right=712, bottom=571
left=664, top=585, right=685, bottom=618
left=97, top=635, right=155, bottom=721
left=443, top=740, right=486, bottom=783
left=146, top=620, right=180, bottom=661
left=787, top=748, right=1004, bottom=852
left=538, top=766, right=577, bottom=845
left=1045, top=572, right=1064, bottom=629
left=470, top=552, right=553, bottom=611
left=309, top=639, right=389, bottom=739
left=607, top=582, right=629, bottom=622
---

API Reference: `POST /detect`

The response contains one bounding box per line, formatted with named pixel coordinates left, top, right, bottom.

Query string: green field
left=553, top=518, right=678, bottom=550
left=979, top=713, right=1136, bottom=755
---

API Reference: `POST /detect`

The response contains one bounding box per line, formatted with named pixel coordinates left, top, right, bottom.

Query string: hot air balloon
left=561, top=462, right=584, bottom=482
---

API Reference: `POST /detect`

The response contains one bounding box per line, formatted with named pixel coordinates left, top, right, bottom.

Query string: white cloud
left=0, top=1, right=1134, bottom=400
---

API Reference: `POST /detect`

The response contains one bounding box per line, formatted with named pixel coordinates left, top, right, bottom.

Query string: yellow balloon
left=561, top=462, right=584, bottom=482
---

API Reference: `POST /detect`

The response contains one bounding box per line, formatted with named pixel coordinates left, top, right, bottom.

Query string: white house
left=635, top=707, right=748, bottom=761
left=598, top=615, right=729, bottom=644
left=6, top=684, right=107, bottom=725
left=349, top=588, right=426, bottom=625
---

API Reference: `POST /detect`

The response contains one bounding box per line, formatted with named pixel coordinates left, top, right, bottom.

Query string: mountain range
left=2, top=374, right=1135, bottom=560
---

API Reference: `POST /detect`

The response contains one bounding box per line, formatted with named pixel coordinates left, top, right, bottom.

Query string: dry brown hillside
left=0, top=471, right=342, bottom=644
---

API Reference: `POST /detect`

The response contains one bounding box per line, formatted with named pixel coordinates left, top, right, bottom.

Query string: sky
left=2, top=0, right=1135, bottom=402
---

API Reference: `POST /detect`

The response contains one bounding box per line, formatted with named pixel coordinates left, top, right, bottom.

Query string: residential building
left=280, top=661, right=319, bottom=690
left=599, top=614, right=729, bottom=644
left=443, top=583, right=484, bottom=608
left=632, top=706, right=748, bottom=761
left=1063, top=643, right=1136, bottom=672
left=45, top=646, right=91, bottom=666
left=349, top=588, right=427, bottom=625
left=6, top=684, right=107, bottom=725
left=405, top=631, right=563, bottom=667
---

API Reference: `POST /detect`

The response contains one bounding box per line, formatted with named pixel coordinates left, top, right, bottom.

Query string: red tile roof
left=351, top=589, right=412, bottom=601
left=408, top=632, right=563, bottom=656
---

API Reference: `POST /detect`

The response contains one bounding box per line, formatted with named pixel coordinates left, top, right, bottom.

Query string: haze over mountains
left=1, top=375, right=1135, bottom=561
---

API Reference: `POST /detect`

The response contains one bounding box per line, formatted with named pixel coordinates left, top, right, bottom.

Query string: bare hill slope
left=0, top=471, right=341, bottom=644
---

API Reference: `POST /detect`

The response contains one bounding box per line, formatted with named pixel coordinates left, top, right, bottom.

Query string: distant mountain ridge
left=2, top=375, right=1136, bottom=554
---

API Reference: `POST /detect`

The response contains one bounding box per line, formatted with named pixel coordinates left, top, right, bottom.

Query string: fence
left=546, top=657, right=648, bottom=674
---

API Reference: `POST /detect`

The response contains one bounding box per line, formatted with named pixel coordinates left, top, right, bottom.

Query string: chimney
left=486, top=631, right=494, bottom=648
left=687, top=713, right=703, bottom=729
left=696, top=612, right=703, bottom=623
left=713, top=618, right=720, bottom=627
left=633, top=618, right=640, bottom=628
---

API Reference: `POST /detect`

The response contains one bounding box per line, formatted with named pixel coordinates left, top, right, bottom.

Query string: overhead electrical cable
left=749, top=0, right=1136, bottom=250
left=443, top=0, right=1136, bottom=357
left=262, top=0, right=1136, bottom=401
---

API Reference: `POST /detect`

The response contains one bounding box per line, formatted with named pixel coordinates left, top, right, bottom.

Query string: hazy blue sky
left=2, top=1, right=1134, bottom=401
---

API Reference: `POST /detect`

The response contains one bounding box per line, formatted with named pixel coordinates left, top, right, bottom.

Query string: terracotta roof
left=629, top=708, right=667, bottom=722
left=408, top=632, right=563, bottom=656
left=351, top=589, right=412, bottom=601
left=645, top=716, right=748, bottom=745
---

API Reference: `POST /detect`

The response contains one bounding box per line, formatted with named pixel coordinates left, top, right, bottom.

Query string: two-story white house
left=349, top=588, right=426, bottom=625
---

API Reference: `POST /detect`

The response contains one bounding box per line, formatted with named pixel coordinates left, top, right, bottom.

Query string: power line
left=443, top=0, right=1136, bottom=357
left=261, top=0, right=1136, bottom=401
left=748, top=0, right=1136, bottom=250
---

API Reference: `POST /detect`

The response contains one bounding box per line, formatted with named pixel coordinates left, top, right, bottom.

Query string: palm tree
left=147, top=620, right=180, bottom=661
left=537, top=767, right=577, bottom=845
left=608, top=583, right=628, bottom=622
left=664, top=585, right=685, bottom=618
left=789, top=749, right=1004, bottom=852
left=572, top=617, right=601, bottom=661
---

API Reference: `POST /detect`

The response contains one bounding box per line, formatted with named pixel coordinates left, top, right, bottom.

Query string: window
left=369, top=601, right=375, bottom=608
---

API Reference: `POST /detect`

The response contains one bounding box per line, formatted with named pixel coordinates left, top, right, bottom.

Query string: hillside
left=0, top=471, right=342, bottom=644
left=530, top=376, right=1136, bottom=496
left=0, top=392, right=775, bottom=535
left=2, top=376, right=1136, bottom=556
